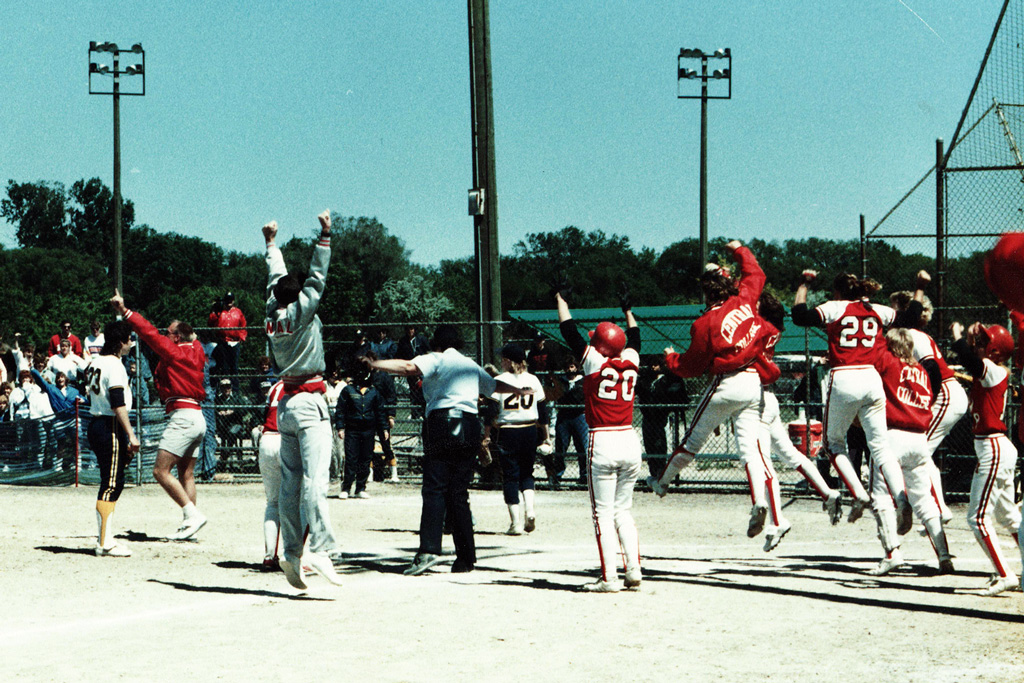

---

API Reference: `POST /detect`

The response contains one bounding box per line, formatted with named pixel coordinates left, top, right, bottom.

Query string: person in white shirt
left=46, top=338, right=87, bottom=390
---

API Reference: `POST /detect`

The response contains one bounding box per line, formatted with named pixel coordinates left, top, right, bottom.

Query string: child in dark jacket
left=335, top=365, right=390, bottom=498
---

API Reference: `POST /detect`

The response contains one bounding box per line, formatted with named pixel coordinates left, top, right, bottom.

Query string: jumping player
left=263, top=212, right=342, bottom=590
left=866, top=329, right=952, bottom=576
left=949, top=320, right=1022, bottom=596
left=111, top=292, right=210, bottom=540
left=556, top=284, right=642, bottom=592
left=256, top=380, right=285, bottom=570
left=791, top=271, right=912, bottom=532
left=647, top=240, right=779, bottom=541
left=84, top=320, right=140, bottom=557
left=753, top=292, right=839, bottom=550
left=889, top=272, right=967, bottom=524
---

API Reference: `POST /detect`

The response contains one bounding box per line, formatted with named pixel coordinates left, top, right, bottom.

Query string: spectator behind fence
left=368, top=351, right=399, bottom=483
left=549, top=356, right=588, bottom=489
left=370, top=327, right=398, bottom=360
left=335, top=362, right=389, bottom=499
left=48, top=320, right=84, bottom=358
left=32, top=369, right=80, bottom=472
left=249, top=356, right=277, bottom=397
left=196, top=330, right=218, bottom=482
left=396, top=325, right=429, bottom=419
left=216, top=378, right=252, bottom=468
left=209, top=291, right=247, bottom=390
left=11, top=335, right=34, bottom=373
left=324, top=369, right=346, bottom=484
left=46, top=338, right=87, bottom=391
left=637, top=356, right=689, bottom=479
left=84, top=319, right=104, bottom=358
left=111, top=291, right=210, bottom=541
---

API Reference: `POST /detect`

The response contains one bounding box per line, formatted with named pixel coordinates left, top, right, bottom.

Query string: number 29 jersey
left=582, top=346, right=639, bottom=429
left=815, top=300, right=896, bottom=368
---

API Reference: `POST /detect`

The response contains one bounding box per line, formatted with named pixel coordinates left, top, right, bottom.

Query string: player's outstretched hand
left=110, top=288, right=128, bottom=316
left=318, top=210, right=331, bottom=233
left=724, top=240, right=743, bottom=253
left=950, top=321, right=964, bottom=340
left=800, top=269, right=818, bottom=285
left=916, top=270, right=931, bottom=288
left=619, top=283, right=632, bottom=314
left=262, top=220, right=278, bottom=243
left=663, top=346, right=675, bottom=355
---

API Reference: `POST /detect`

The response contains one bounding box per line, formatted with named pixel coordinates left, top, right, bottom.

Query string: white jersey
left=492, top=371, right=545, bottom=425
left=85, top=354, right=133, bottom=417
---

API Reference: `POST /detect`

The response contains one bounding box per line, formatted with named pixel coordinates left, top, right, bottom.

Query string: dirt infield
left=1, top=482, right=1022, bottom=682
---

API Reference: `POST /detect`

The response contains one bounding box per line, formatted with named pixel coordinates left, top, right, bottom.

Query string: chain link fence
left=860, top=0, right=1024, bottom=499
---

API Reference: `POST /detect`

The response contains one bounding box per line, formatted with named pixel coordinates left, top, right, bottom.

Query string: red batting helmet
left=985, top=233, right=1024, bottom=313
left=979, top=324, right=1014, bottom=364
left=590, top=321, right=626, bottom=358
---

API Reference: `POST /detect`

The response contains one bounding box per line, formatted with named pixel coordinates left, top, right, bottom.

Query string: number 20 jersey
left=815, top=300, right=896, bottom=368
left=582, top=346, right=639, bottom=429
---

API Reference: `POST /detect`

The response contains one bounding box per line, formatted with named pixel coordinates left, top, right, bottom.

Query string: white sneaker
left=95, top=544, right=132, bottom=557
left=338, top=491, right=349, bottom=500
left=506, top=523, right=523, bottom=536
left=354, top=491, right=371, bottom=499
left=582, top=579, right=623, bottom=593
left=646, top=476, right=668, bottom=498
left=747, top=504, right=768, bottom=538
left=763, top=520, right=792, bottom=552
left=867, top=552, right=906, bottom=576
left=305, top=552, right=343, bottom=586
left=280, top=556, right=308, bottom=590
left=824, top=493, right=842, bottom=525
left=981, top=573, right=1020, bottom=597
left=169, top=513, right=207, bottom=541
left=624, top=568, right=642, bottom=590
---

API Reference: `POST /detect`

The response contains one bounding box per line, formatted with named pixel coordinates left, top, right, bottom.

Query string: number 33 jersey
left=815, top=300, right=896, bottom=368
left=491, top=372, right=546, bottom=425
left=582, top=346, right=639, bottom=429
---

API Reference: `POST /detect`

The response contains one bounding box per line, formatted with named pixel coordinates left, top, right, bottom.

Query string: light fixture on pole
left=88, top=41, right=145, bottom=295
left=677, top=47, right=731, bottom=280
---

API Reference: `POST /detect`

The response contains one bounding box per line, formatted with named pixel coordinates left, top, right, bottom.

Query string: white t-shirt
left=85, top=354, right=133, bottom=417
left=413, top=348, right=497, bottom=415
left=491, top=371, right=545, bottom=425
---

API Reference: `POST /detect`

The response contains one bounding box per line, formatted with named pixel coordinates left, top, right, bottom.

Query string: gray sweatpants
left=277, top=391, right=336, bottom=560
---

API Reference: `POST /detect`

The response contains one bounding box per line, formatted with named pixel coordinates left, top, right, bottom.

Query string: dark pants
left=497, top=425, right=538, bottom=505
left=212, top=343, right=240, bottom=389
left=342, top=427, right=375, bottom=494
left=89, top=416, right=132, bottom=502
left=372, top=424, right=395, bottom=481
left=419, top=410, right=480, bottom=565
left=554, top=412, right=588, bottom=483
left=641, top=411, right=669, bottom=479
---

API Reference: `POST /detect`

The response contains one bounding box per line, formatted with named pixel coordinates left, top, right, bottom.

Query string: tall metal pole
left=935, top=138, right=946, bottom=336
left=859, top=214, right=867, bottom=279
left=112, top=51, right=123, bottom=294
left=699, top=56, right=709, bottom=270
left=468, top=0, right=501, bottom=365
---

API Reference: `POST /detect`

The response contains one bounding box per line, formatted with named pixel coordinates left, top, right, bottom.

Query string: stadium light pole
left=88, top=41, right=145, bottom=295
left=677, top=48, right=731, bottom=275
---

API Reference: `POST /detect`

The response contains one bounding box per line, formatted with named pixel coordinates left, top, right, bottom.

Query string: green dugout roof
left=508, top=305, right=828, bottom=358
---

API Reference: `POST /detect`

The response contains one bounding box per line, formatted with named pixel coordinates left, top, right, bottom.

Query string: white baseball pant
left=759, top=390, right=837, bottom=501
left=587, top=427, right=642, bottom=583
left=969, top=435, right=1021, bottom=579
left=869, top=429, right=949, bottom=561
left=924, top=378, right=969, bottom=518
left=822, top=365, right=905, bottom=505
left=258, top=431, right=282, bottom=559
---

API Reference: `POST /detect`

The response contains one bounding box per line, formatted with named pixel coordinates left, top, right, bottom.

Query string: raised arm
left=555, top=291, right=587, bottom=359
left=791, top=269, right=822, bottom=327
left=728, top=241, right=766, bottom=304
left=949, top=321, right=984, bottom=379
left=621, top=284, right=640, bottom=352
left=110, top=290, right=181, bottom=362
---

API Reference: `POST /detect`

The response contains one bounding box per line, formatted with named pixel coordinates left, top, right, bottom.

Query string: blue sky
left=0, top=1, right=1004, bottom=265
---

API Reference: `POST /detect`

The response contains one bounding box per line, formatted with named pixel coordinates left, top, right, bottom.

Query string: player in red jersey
left=889, top=272, right=967, bottom=525
left=754, top=293, right=840, bottom=549
left=647, top=240, right=778, bottom=541
left=555, top=283, right=642, bottom=593
left=866, top=329, right=953, bottom=576
left=949, top=320, right=1022, bottom=596
left=791, top=271, right=912, bottom=531
left=111, top=291, right=210, bottom=540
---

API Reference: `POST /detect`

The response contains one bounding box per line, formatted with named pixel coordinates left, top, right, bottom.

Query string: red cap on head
left=979, top=324, right=1014, bottom=364
left=590, top=321, right=626, bottom=358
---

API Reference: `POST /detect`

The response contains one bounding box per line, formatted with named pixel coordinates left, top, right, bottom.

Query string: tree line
left=1, top=177, right=998, bottom=353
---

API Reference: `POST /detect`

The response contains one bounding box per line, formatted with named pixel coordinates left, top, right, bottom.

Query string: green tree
left=373, top=274, right=456, bottom=322
left=1, top=180, right=71, bottom=249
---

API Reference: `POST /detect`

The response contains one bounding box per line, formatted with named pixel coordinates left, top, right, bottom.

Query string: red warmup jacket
left=48, top=333, right=83, bottom=358
left=124, top=310, right=207, bottom=411
left=665, top=246, right=768, bottom=378
left=752, top=320, right=783, bottom=386
left=209, top=306, right=248, bottom=343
